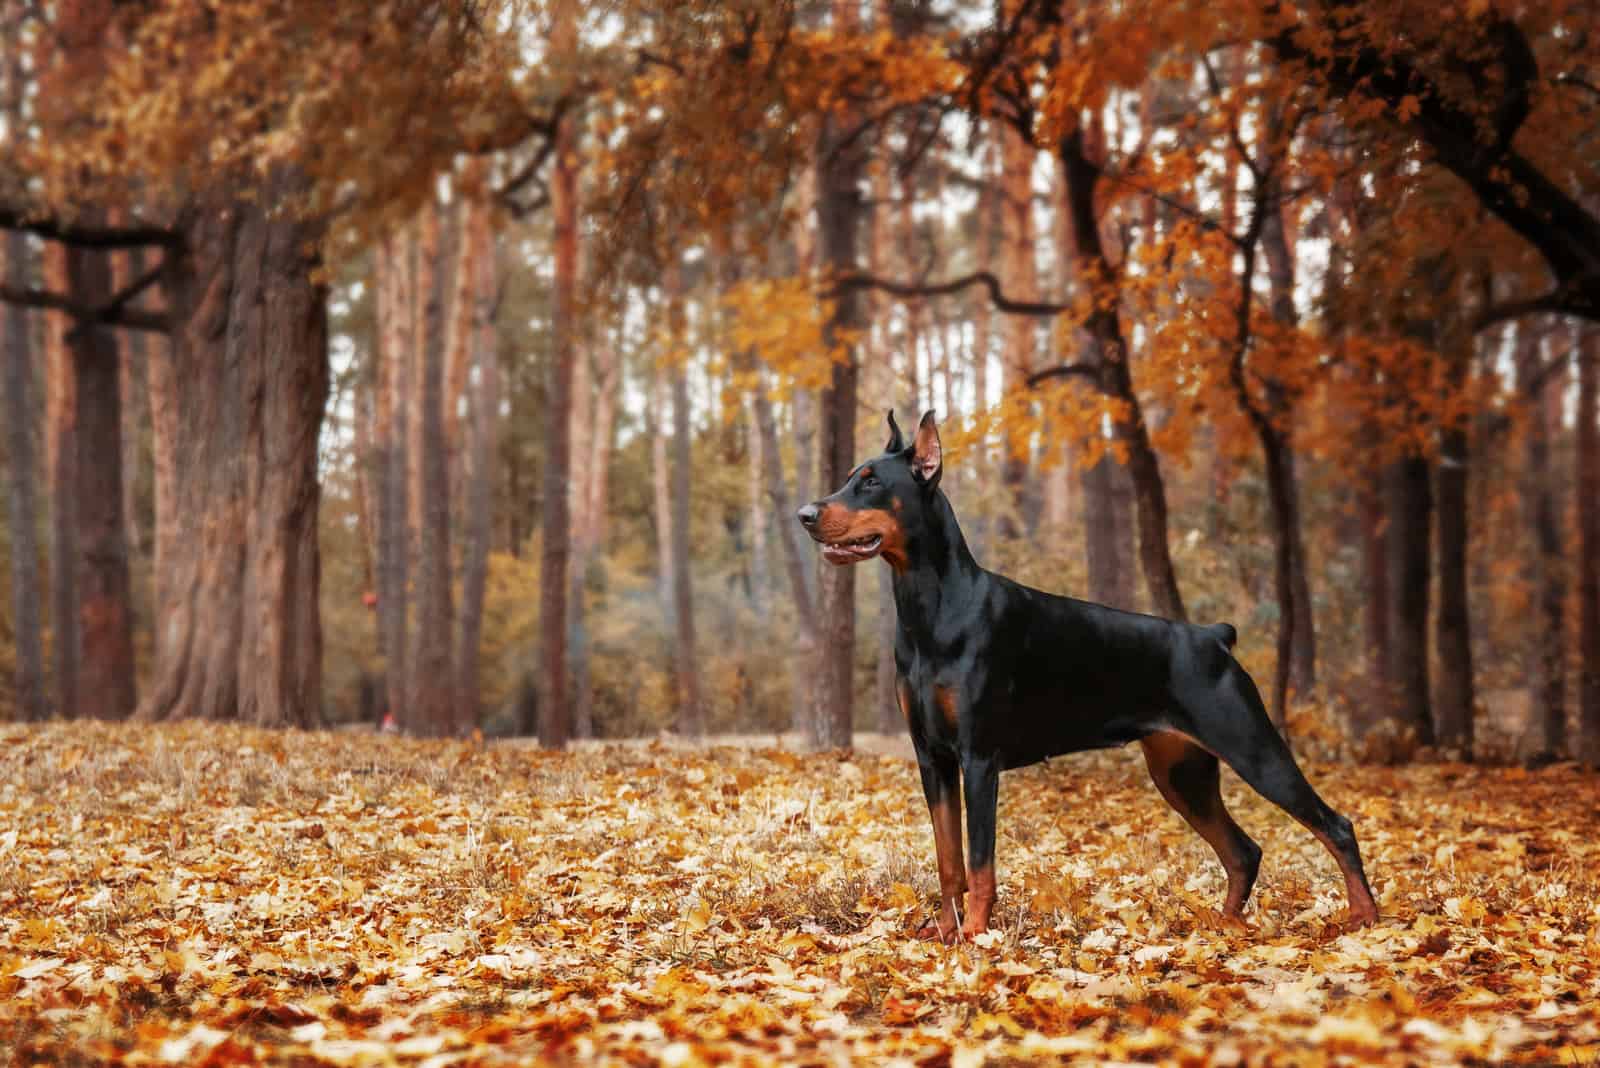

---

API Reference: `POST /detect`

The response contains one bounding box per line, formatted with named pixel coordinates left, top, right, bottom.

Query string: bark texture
left=1058, top=126, right=1185, bottom=620
left=2, top=230, right=47, bottom=721
left=669, top=322, right=703, bottom=738
left=1516, top=326, right=1566, bottom=757
left=538, top=0, right=579, bottom=747
left=141, top=172, right=327, bottom=727
left=458, top=197, right=498, bottom=736
left=1433, top=341, right=1475, bottom=755
left=1384, top=456, right=1435, bottom=750
left=44, top=244, right=79, bottom=719
left=408, top=199, right=455, bottom=736
left=374, top=230, right=412, bottom=728
left=64, top=232, right=137, bottom=720
left=810, top=0, right=867, bottom=748
left=1578, top=330, right=1600, bottom=764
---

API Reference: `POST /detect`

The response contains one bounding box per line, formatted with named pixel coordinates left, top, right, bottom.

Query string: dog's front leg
left=961, top=751, right=1000, bottom=939
left=914, top=747, right=965, bottom=942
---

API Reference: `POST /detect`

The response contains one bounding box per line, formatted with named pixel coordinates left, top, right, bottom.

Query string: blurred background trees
left=1, top=0, right=1597, bottom=764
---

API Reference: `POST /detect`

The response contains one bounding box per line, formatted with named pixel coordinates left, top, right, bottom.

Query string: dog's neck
left=890, top=490, right=982, bottom=642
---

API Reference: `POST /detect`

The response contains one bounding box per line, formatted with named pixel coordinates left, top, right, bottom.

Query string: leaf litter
left=1, top=720, right=1598, bottom=1065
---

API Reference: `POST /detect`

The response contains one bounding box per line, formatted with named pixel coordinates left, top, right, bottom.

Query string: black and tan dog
left=797, top=411, right=1378, bottom=942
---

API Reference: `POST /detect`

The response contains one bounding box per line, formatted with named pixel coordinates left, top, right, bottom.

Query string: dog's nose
left=796, top=503, right=820, bottom=528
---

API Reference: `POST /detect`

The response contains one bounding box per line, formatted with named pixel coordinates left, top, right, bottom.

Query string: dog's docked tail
left=1204, top=622, right=1238, bottom=650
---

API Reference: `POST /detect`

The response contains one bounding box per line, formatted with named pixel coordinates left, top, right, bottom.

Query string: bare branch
left=1026, top=362, right=1099, bottom=387
left=0, top=205, right=180, bottom=249
left=0, top=284, right=171, bottom=333
left=830, top=270, right=1071, bottom=318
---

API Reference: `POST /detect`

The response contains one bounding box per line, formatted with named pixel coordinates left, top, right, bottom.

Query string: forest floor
left=1, top=722, right=1598, bottom=1066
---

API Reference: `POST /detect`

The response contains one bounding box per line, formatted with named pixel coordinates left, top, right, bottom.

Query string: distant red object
left=362, top=591, right=378, bottom=610
left=380, top=712, right=398, bottom=733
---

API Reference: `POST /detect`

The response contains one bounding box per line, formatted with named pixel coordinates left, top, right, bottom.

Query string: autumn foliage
left=4, top=722, right=1600, bottom=1064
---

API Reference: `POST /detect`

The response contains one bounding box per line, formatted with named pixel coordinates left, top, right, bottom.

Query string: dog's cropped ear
left=885, top=409, right=905, bottom=453
left=911, top=410, right=942, bottom=486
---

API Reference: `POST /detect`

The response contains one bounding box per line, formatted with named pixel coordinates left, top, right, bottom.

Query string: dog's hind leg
left=1140, top=731, right=1262, bottom=919
left=1179, top=664, right=1379, bottom=927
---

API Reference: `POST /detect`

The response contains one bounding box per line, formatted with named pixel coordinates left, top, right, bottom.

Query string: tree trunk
left=409, top=199, right=454, bottom=737
left=1058, top=127, right=1185, bottom=620
left=458, top=196, right=497, bottom=737
left=146, top=323, right=178, bottom=669
left=1433, top=336, right=1475, bottom=755
left=140, top=172, right=327, bottom=727
left=374, top=229, right=412, bottom=729
left=1081, top=453, right=1134, bottom=610
left=651, top=361, right=674, bottom=615
left=2, top=230, right=47, bottom=721
left=64, top=235, right=137, bottom=721
left=1356, top=462, right=1390, bottom=730
left=113, top=241, right=148, bottom=566
left=538, top=0, right=579, bottom=748
left=567, top=325, right=594, bottom=741
left=747, top=396, right=769, bottom=609
left=1259, top=196, right=1317, bottom=696
left=668, top=306, right=703, bottom=738
left=1384, top=455, right=1435, bottom=750
left=1517, top=326, right=1566, bottom=758
left=44, top=245, right=79, bottom=719
left=810, top=0, right=867, bottom=749
left=752, top=377, right=819, bottom=740
left=998, top=121, right=1039, bottom=538
left=1577, top=329, right=1600, bottom=765
left=1254, top=423, right=1299, bottom=730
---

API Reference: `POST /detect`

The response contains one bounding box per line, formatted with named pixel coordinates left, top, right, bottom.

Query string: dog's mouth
left=820, top=534, right=882, bottom=564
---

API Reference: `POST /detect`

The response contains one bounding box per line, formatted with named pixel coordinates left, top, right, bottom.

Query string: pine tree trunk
left=374, top=229, right=412, bottom=729
left=65, top=233, right=137, bottom=721
left=1517, top=327, right=1567, bottom=758
left=1577, top=329, right=1600, bottom=765
left=567, top=309, right=594, bottom=740
left=669, top=320, right=703, bottom=738
left=113, top=239, right=148, bottom=566
left=538, top=0, right=579, bottom=747
left=44, top=245, right=80, bottom=719
left=1259, top=197, right=1317, bottom=697
left=747, top=397, right=769, bottom=609
left=999, top=121, right=1039, bottom=538
left=1385, top=455, right=1435, bottom=751
left=651, top=362, right=674, bottom=616
left=2, top=230, right=47, bottom=721
left=140, top=171, right=327, bottom=727
left=752, top=377, right=819, bottom=740
left=1058, top=127, right=1184, bottom=620
left=146, top=326, right=178, bottom=661
left=813, top=110, right=866, bottom=749
left=458, top=197, right=497, bottom=737
left=1433, top=328, right=1476, bottom=755
left=409, top=200, right=454, bottom=737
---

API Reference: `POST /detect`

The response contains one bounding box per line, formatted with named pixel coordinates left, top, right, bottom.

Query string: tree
left=1579, top=328, right=1600, bottom=764
left=538, top=0, right=580, bottom=749
left=2, top=0, right=547, bottom=727
left=1, top=228, right=45, bottom=722
left=458, top=186, right=499, bottom=736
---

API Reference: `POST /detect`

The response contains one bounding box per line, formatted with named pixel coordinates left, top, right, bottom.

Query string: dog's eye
left=860, top=475, right=879, bottom=490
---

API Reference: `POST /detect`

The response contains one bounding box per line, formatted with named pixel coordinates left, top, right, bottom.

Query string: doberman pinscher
left=797, top=411, right=1378, bottom=943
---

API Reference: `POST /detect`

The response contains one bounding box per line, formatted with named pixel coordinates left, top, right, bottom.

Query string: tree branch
left=0, top=284, right=170, bottom=333
left=1267, top=11, right=1600, bottom=320
left=0, top=205, right=179, bottom=249
left=829, top=270, right=1071, bottom=318
left=1026, top=362, right=1100, bottom=387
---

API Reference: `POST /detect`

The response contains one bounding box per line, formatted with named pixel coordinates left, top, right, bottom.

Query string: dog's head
left=796, top=410, right=942, bottom=570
